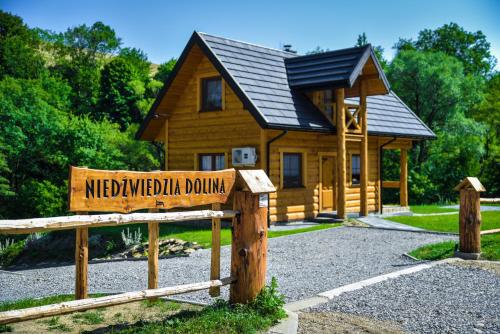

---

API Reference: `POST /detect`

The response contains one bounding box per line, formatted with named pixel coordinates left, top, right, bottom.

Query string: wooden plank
left=237, top=170, right=276, bottom=194
left=68, top=167, right=237, bottom=213
left=0, top=278, right=234, bottom=325
left=480, top=228, right=500, bottom=235
left=209, top=203, right=221, bottom=297
left=75, top=212, right=88, bottom=300
left=336, top=88, right=346, bottom=219
left=400, top=149, right=408, bottom=206
left=382, top=181, right=400, bottom=188
left=480, top=198, right=500, bottom=203
left=148, top=208, right=160, bottom=290
left=0, top=210, right=238, bottom=235
left=360, top=80, right=368, bottom=217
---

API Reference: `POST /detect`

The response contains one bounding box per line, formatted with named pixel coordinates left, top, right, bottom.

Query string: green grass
left=410, top=204, right=458, bottom=214
left=409, top=233, right=500, bottom=261
left=39, top=317, right=71, bottom=332
left=71, top=310, right=105, bottom=325
left=96, top=222, right=341, bottom=248
left=386, top=211, right=500, bottom=233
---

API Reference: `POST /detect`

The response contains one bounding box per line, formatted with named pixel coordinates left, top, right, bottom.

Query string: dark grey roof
left=136, top=32, right=435, bottom=140
left=285, top=45, right=390, bottom=91
left=199, top=32, right=434, bottom=139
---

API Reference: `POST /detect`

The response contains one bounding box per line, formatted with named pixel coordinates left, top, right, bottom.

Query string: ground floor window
left=351, top=154, right=361, bottom=185
left=283, top=153, right=303, bottom=188
left=199, top=153, right=225, bottom=171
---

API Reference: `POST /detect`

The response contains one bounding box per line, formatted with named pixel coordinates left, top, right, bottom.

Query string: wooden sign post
left=230, top=170, right=276, bottom=304
left=454, top=177, right=485, bottom=260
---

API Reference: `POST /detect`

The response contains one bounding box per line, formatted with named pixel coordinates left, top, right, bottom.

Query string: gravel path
left=0, top=227, right=454, bottom=304
left=307, top=262, right=500, bottom=334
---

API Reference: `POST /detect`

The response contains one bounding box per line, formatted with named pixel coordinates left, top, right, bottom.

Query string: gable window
left=201, top=76, right=222, bottom=111
left=283, top=153, right=303, bottom=188
left=199, top=153, right=225, bottom=171
left=351, top=154, right=361, bottom=185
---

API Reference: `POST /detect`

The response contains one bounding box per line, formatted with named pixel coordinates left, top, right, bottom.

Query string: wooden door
left=321, top=156, right=336, bottom=212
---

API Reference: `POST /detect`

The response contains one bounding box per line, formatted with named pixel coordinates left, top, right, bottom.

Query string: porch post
left=335, top=88, right=346, bottom=219
left=360, top=80, right=368, bottom=216
left=164, top=119, right=169, bottom=171
left=400, top=148, right=408, bottom=207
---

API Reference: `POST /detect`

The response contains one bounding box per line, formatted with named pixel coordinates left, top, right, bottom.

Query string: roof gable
left=285, top=45, right=390, bottom=96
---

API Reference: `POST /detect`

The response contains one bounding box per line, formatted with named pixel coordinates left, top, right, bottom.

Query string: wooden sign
left=68, top=166, right=236, bottom=213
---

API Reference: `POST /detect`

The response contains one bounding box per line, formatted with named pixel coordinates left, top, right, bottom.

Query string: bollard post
left=229, top=170, right=275, bottom=304
left=454, top=177, right=485, bottom=260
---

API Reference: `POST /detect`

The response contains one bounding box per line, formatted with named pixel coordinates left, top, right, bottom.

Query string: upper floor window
left=351, top=154, right=360, bottom=185
left=283, top=153, right=303, bottom=188
left=201, top=76, right=222, bottom=111
left=199, top=153, right=225, bottom=171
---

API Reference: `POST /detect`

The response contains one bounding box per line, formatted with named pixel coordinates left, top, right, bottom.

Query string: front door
left=321, top=156, right=336, bottom=212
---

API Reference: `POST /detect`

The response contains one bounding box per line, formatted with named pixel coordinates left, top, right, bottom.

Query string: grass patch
left=409, top=234, right=500, bottom=261
left=386, top=211, right=500, bottom=233
left=96, top=222, right=341, bottom=248
left=71, top=311, right=104, bottom=325
left=410, top=204, right=457, bottom=214
left=142, top=299, right=181, bottom=313
left=39, top=316, right=71, bottom=332
left=116, top=277, right=286, bottom=334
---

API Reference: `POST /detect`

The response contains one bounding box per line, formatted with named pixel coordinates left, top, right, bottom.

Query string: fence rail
left=0, top=210, right=238, bottom=234
left=0, top=277, right=234, bottom=325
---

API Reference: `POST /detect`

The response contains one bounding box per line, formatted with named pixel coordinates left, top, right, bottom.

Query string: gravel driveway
left=0, top=227, right=455, bottom=304
left=307, top=262, right=500, bottom=334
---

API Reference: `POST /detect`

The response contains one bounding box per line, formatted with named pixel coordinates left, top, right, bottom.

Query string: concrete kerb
left=268, top=257, right=462, bottom=334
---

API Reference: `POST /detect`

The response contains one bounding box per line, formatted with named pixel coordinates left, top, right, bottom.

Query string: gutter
left=265, top=130, right=288, bottom=226
left=379, top=137, right=397, bottom=214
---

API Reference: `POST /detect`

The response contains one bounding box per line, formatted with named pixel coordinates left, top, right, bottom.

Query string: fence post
left=230, top=170, right=275, bottom=304
left=75, top=211, right=88, bottom=300
left=209, top=202, right=221, bottom=297
left=454, top=177, right=485, bottom=260
left=148, top=208, right=160, bottom=291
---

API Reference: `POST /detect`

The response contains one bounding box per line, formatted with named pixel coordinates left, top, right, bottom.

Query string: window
left=351, top=154, right=360, bottom=185
left=199, top=153, right=225, bottom=171
left=283, top=153, right=303, bottom=188
left=201, top=76, right=222, bottom=111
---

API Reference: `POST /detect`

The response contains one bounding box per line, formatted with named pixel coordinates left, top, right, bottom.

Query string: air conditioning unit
left=232, top=147, right=257, bottom=166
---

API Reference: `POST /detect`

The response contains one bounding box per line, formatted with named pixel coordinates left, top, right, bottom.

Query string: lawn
left=409, top=233, right=500, bottom=261
left=96, top=222, right=342, bottom=248
left=0, top=279, right=286, bottom=334
left=386, top=211, right=500, bottom=233
left=410, top=204, right=457, bottom=214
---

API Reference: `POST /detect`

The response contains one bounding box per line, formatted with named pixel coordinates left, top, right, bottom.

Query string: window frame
left=279, top=150, right=307, bottom=189
left=200, top=76, right=223, bottom=112
left=350, top=153, right=361, bottom=186
left=198, top=153, right=226, bottom=171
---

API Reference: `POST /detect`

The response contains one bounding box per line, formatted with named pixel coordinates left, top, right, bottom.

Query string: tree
left=0, top=11, right=45, bottom=79
left=98, top=57, right=143, bottom=129
left=119, top=47, right=151, bottom=82
left=52, top=22, right=121, bottom=115
left=154, top=58, right=176, bottom=83
left=394, top=23, right=496, bottom=76
left=355, top=33, right=387, bottom=69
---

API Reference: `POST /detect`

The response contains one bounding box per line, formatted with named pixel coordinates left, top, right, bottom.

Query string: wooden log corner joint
left=454, top=177, right=485, bottom=260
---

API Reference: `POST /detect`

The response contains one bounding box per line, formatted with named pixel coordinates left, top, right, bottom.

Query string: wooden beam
left=360, top=80, right=368, bottom=216
left=148, top=208, right=160, bottom=291
left=335, top=88, right=346, bottom=219
left=164, top=120, right=169, bottom=170
left=209, top=203, right=221, bottom=297
left=0, top=278, right=234, bottom=325
left=75, top=213, right=88, bottom=300
left=382, top=181, right=401, bottom=188
left=400, top=149, right=408, bottom=207
left=480, top=198, right=500, bottom=203
left=0, top=210, right=239, bottom=235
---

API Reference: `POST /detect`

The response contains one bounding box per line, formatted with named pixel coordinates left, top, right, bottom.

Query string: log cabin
left=136, top=32, right=435, bottom=223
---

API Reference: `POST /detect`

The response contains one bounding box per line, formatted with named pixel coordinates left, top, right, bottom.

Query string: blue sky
left=3, top=0, right=499, bottom=69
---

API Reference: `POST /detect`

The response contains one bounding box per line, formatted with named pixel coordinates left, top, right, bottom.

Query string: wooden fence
left=0, top=167, right=275, bottom=325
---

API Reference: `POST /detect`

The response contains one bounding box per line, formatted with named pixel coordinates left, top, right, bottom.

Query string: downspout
left=265, top=130, right=288, bottom=227
left=379, top=137, right=397, bottom=214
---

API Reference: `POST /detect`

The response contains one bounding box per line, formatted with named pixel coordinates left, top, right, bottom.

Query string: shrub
left=121, top=227, right=142, bottom=247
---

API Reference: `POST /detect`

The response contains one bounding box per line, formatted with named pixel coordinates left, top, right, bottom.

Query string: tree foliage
left=154, top=58, right=176, bottom=83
